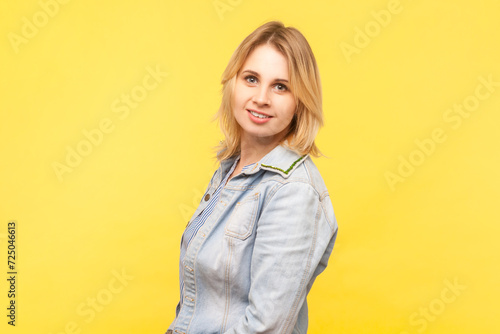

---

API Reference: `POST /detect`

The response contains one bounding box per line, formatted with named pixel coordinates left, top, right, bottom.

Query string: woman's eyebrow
left=241, top=69, right=289, bottom=83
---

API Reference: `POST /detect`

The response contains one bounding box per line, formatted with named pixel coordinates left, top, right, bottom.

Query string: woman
left=167, top=21, right=338, bottom=334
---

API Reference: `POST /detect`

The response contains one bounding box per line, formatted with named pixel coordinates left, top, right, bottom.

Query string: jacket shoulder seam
left=320, top=196, right=335, bottom=232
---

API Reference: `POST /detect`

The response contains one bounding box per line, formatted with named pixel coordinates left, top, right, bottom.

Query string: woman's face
left=232, top=44, right=297, bottom=147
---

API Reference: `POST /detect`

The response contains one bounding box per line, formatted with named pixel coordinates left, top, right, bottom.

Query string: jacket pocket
left=224, top=192, right=259, bottom=240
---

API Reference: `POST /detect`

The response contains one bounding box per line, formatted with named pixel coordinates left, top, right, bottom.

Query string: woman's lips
left=247, top=109, right=272, bottom=124
left=247, top=109, right=271, bottom=117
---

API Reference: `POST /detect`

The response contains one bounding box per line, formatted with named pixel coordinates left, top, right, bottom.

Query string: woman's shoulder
left=258, top=155, right=337, bottom=232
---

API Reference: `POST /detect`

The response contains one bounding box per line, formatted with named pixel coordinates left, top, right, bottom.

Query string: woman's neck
left=238, top=135, right=282, bottom=167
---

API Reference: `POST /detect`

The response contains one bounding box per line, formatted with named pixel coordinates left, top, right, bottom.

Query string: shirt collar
left=219, top=143, right=308, bottom=179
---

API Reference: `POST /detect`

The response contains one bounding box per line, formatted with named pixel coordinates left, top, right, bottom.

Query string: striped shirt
left=179, top=156, right=255, bottom=305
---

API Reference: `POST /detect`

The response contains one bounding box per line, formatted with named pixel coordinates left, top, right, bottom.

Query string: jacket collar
left=219, top=143, right=308, bottom=179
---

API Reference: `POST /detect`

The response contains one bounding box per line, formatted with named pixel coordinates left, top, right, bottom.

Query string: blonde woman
left=167, top=20, right=338, bottom=334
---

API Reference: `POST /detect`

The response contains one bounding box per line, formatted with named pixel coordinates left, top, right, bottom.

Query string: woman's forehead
left=239, top=45, right=290, bottom=80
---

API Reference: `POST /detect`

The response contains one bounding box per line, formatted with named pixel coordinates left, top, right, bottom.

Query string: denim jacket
left=167, top=144, right=339, bottom=334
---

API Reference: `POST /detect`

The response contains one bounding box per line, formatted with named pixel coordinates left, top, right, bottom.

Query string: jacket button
left=204, top=194, right=210, bottom=201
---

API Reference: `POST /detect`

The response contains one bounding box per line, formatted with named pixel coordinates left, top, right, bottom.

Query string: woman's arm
left=224, top=181, right=338, bottom=333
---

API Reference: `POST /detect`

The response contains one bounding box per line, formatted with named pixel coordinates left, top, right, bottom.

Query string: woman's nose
left=252, top=86, right=270, bottom=106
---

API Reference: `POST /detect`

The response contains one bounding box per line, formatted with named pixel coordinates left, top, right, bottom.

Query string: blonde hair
left=214, top=20, right=324, bottom=161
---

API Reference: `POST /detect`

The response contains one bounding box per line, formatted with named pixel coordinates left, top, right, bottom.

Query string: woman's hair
left=214, top=20, right=324, bottom=161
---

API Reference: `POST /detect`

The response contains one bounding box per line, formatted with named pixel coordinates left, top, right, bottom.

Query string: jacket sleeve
left=224, top=181, right=338, bottom=334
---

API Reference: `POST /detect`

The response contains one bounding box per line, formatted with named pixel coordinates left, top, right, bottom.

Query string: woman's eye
left=275, top=83, right=288, bottom=91
left=245, top=75, right=257, bottom=84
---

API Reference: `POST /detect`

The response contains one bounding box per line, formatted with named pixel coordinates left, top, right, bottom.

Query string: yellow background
left=1, top=0, right=499, bottom=333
